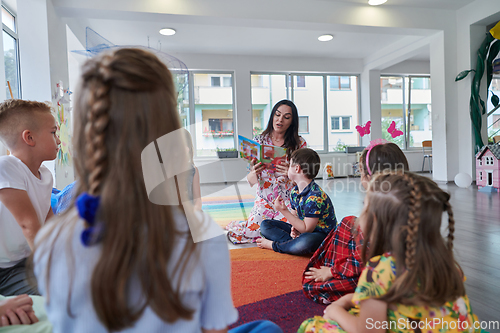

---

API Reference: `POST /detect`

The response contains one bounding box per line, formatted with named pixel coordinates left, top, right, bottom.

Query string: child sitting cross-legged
left=257, top=148, right=337, bottom=255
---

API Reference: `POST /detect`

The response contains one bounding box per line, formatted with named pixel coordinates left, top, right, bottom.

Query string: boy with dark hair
left=257, top=148, right=337, bottom=255
left=0, top=99, right=60, bottom=296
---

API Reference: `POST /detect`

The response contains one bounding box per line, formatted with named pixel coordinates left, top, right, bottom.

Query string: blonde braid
left=403, top=174, right=421, bottom=271
left=445, top=201, right=455, bottom=251
left=84, top=57, right=112, bottom=197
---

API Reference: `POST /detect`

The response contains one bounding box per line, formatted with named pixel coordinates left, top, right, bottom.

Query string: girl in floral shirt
left=226, top=100, right=306, bottom=244
left=299, top=171, right=480, bottom=333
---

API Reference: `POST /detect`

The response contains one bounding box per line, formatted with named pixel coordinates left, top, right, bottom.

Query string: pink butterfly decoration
left=387, top=121, right=403, bottom=138
left=356, top=121, right=371, bottom=137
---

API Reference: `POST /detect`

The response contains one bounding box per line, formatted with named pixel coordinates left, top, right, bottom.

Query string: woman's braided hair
left=360, top=170, right=465, bottom=306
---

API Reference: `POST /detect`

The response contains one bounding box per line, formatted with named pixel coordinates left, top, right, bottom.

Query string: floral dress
left=298, top=253, right=480, bottom=333
left=226, top=134, right=307, bottom=244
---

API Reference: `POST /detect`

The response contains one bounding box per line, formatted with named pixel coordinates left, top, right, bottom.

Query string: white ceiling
left=77, top=18, right=414, bottom=59
left=51, top=0, right=479, bottom=63
left=320, top=0, right=475, bottom=10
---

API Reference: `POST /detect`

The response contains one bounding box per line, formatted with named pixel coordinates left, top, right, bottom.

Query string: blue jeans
left=260, top=220, right=326, bottom=255
left=229, top=320, right=283, bottom=333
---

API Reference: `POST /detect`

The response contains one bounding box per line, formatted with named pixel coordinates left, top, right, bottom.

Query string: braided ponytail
left=84, top=59, right=112, bottom=197
left=445, top=201, right=455, bottom=251
left=403, top=174, right=421, bottom=271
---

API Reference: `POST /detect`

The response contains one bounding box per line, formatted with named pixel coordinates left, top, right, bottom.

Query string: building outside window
left=299, top=116, right=309, bottom=133
left=194, top=72, right=235, bottom=157
left=251, top=73, right=360, bottom=152
left=381, top=76, right=432, bottom=149
left=331, top=116, right=351, bottom=131
left=330, top=76, right=351, bottom=90
left=2, top=5, right=20, bottom=99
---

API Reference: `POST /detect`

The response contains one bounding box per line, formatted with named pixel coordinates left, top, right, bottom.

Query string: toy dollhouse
left=476, top=144, right=500, bottom=192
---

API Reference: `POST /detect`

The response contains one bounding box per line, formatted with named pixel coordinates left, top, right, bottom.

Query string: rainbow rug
left=229, top=247, right=326, bottom=333
left=202, top=195, right=254, bottom=228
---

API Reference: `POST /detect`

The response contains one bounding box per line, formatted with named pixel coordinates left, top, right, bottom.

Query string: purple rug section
left=230, top=290, right=327, bottom=333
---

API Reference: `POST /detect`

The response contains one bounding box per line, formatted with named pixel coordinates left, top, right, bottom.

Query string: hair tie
left=365, top=139, right=389, bottom=175
left=76, top=192, right=103, bottom=246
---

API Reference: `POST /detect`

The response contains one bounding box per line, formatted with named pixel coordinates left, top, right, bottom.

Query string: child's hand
left=273, top=196, right=287, bottom=212
left=304, top=266, right=334, bottom=282
left=290, top=226, right=301, bottom=239
left=0, top=295, right=39, bottom=326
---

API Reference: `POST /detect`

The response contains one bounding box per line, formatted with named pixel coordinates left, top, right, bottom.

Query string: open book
left=238, top=135, right=287, bottom=171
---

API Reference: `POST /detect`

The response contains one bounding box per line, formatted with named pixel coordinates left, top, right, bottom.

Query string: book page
left=238, top=135, right=261, bottom=162
left=260, top=144, right=286, bottom=171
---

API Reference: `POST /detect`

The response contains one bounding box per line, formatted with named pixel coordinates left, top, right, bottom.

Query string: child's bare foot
left=256, top=238, right=273, bottom=250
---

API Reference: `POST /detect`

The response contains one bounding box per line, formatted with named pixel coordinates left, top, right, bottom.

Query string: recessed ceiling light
left=159, top=28, right=176, bottom=36
left=368, top=0, right=387, bottom=5
left=318, top=34, right=334, bottom=42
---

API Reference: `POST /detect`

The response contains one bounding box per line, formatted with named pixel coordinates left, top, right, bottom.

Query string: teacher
left=227, top=100, right=307, bottom=244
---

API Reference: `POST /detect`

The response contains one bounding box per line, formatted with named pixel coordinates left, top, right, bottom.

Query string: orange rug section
left=230, top=247, right=310, bottom=307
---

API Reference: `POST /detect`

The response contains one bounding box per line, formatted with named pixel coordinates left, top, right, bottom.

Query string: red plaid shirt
left=302, top=216, right=364, bottom=304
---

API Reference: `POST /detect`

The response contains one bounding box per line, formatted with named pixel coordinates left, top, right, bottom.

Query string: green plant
left=455, top=21, right=500, bottom=151
left=216, top=147, right=237, bottom=152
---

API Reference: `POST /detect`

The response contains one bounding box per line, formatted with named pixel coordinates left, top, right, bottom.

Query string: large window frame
left=250, top=72, right=361, bottom=153
left=381, top=75, right=432, bottom=150
left=2, top=4, right=20, bottom=99
left=173, top=70, right=237, bottom=159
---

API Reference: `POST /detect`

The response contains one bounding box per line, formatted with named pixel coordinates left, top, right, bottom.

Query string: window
left=479, top=159, right=482, bottom=166
left=211, top=76, right=221, bottom=87
left=223, top=77, right=232, bottom=87
left=250, top=73, right=360, bottom=152
left=330, top=76, right=351, bottom=90
left=2, top=5, right=20, bottom=99
left=288, top=75, right=306, bottom=88
left=331, top=116, right=351, bottom=131
left=296, top=76, right=306, bottom=88
left=251, top=74, right=288, bottom=137
left=381, top=76, right=431, bottom=149
left=193, top=72, right=235, bottom=157
left=488, top=76, right=500, bottom=141
left=331, top=117, right=340, bottom=130
left=299, top=116, right=309, bottom=133
left=480, top=172, right=483, bottom=181
left=172, top=72, right=190, bottom=128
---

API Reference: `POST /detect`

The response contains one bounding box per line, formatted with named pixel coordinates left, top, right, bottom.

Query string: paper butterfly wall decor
left=387, top=121, right=404, bottom=138
left=356, top=121, right=371, bottom=137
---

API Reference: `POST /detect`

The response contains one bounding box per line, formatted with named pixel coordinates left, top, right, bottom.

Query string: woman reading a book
left=227, top=100, right=307, bottom=244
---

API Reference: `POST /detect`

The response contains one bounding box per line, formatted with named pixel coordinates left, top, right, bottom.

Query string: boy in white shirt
left=0, top=99, right=60, bottom=296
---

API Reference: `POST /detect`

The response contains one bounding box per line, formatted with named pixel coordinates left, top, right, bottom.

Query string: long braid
left=445, top=201, right=455, bottom=251
left=84, top=58, right=112, bottom=198
left=403, top=173, right=421, bottom=271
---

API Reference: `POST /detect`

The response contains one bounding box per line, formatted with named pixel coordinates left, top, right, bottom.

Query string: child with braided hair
left=299, top=171, right=480, bottom=333
left=32, top=48, right=282, bottom=333
left=303, top=140, right=409, bottom=304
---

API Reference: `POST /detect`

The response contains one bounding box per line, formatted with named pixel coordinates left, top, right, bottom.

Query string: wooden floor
left=201, top=176, right=500, bottom=332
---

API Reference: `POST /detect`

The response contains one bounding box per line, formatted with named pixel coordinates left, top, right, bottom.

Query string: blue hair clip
left=76, top=193, right=103, bottom=246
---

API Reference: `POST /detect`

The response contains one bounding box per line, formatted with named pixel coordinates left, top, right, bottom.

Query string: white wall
left=17, top=0, right=74, bottom=188
left=456, top=0, right=500, bottom=180
left=381, top=60, right=430, bottom=75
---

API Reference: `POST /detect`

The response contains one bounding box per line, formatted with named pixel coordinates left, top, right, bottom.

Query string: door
left=487, top=171, right=493, bottom=186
